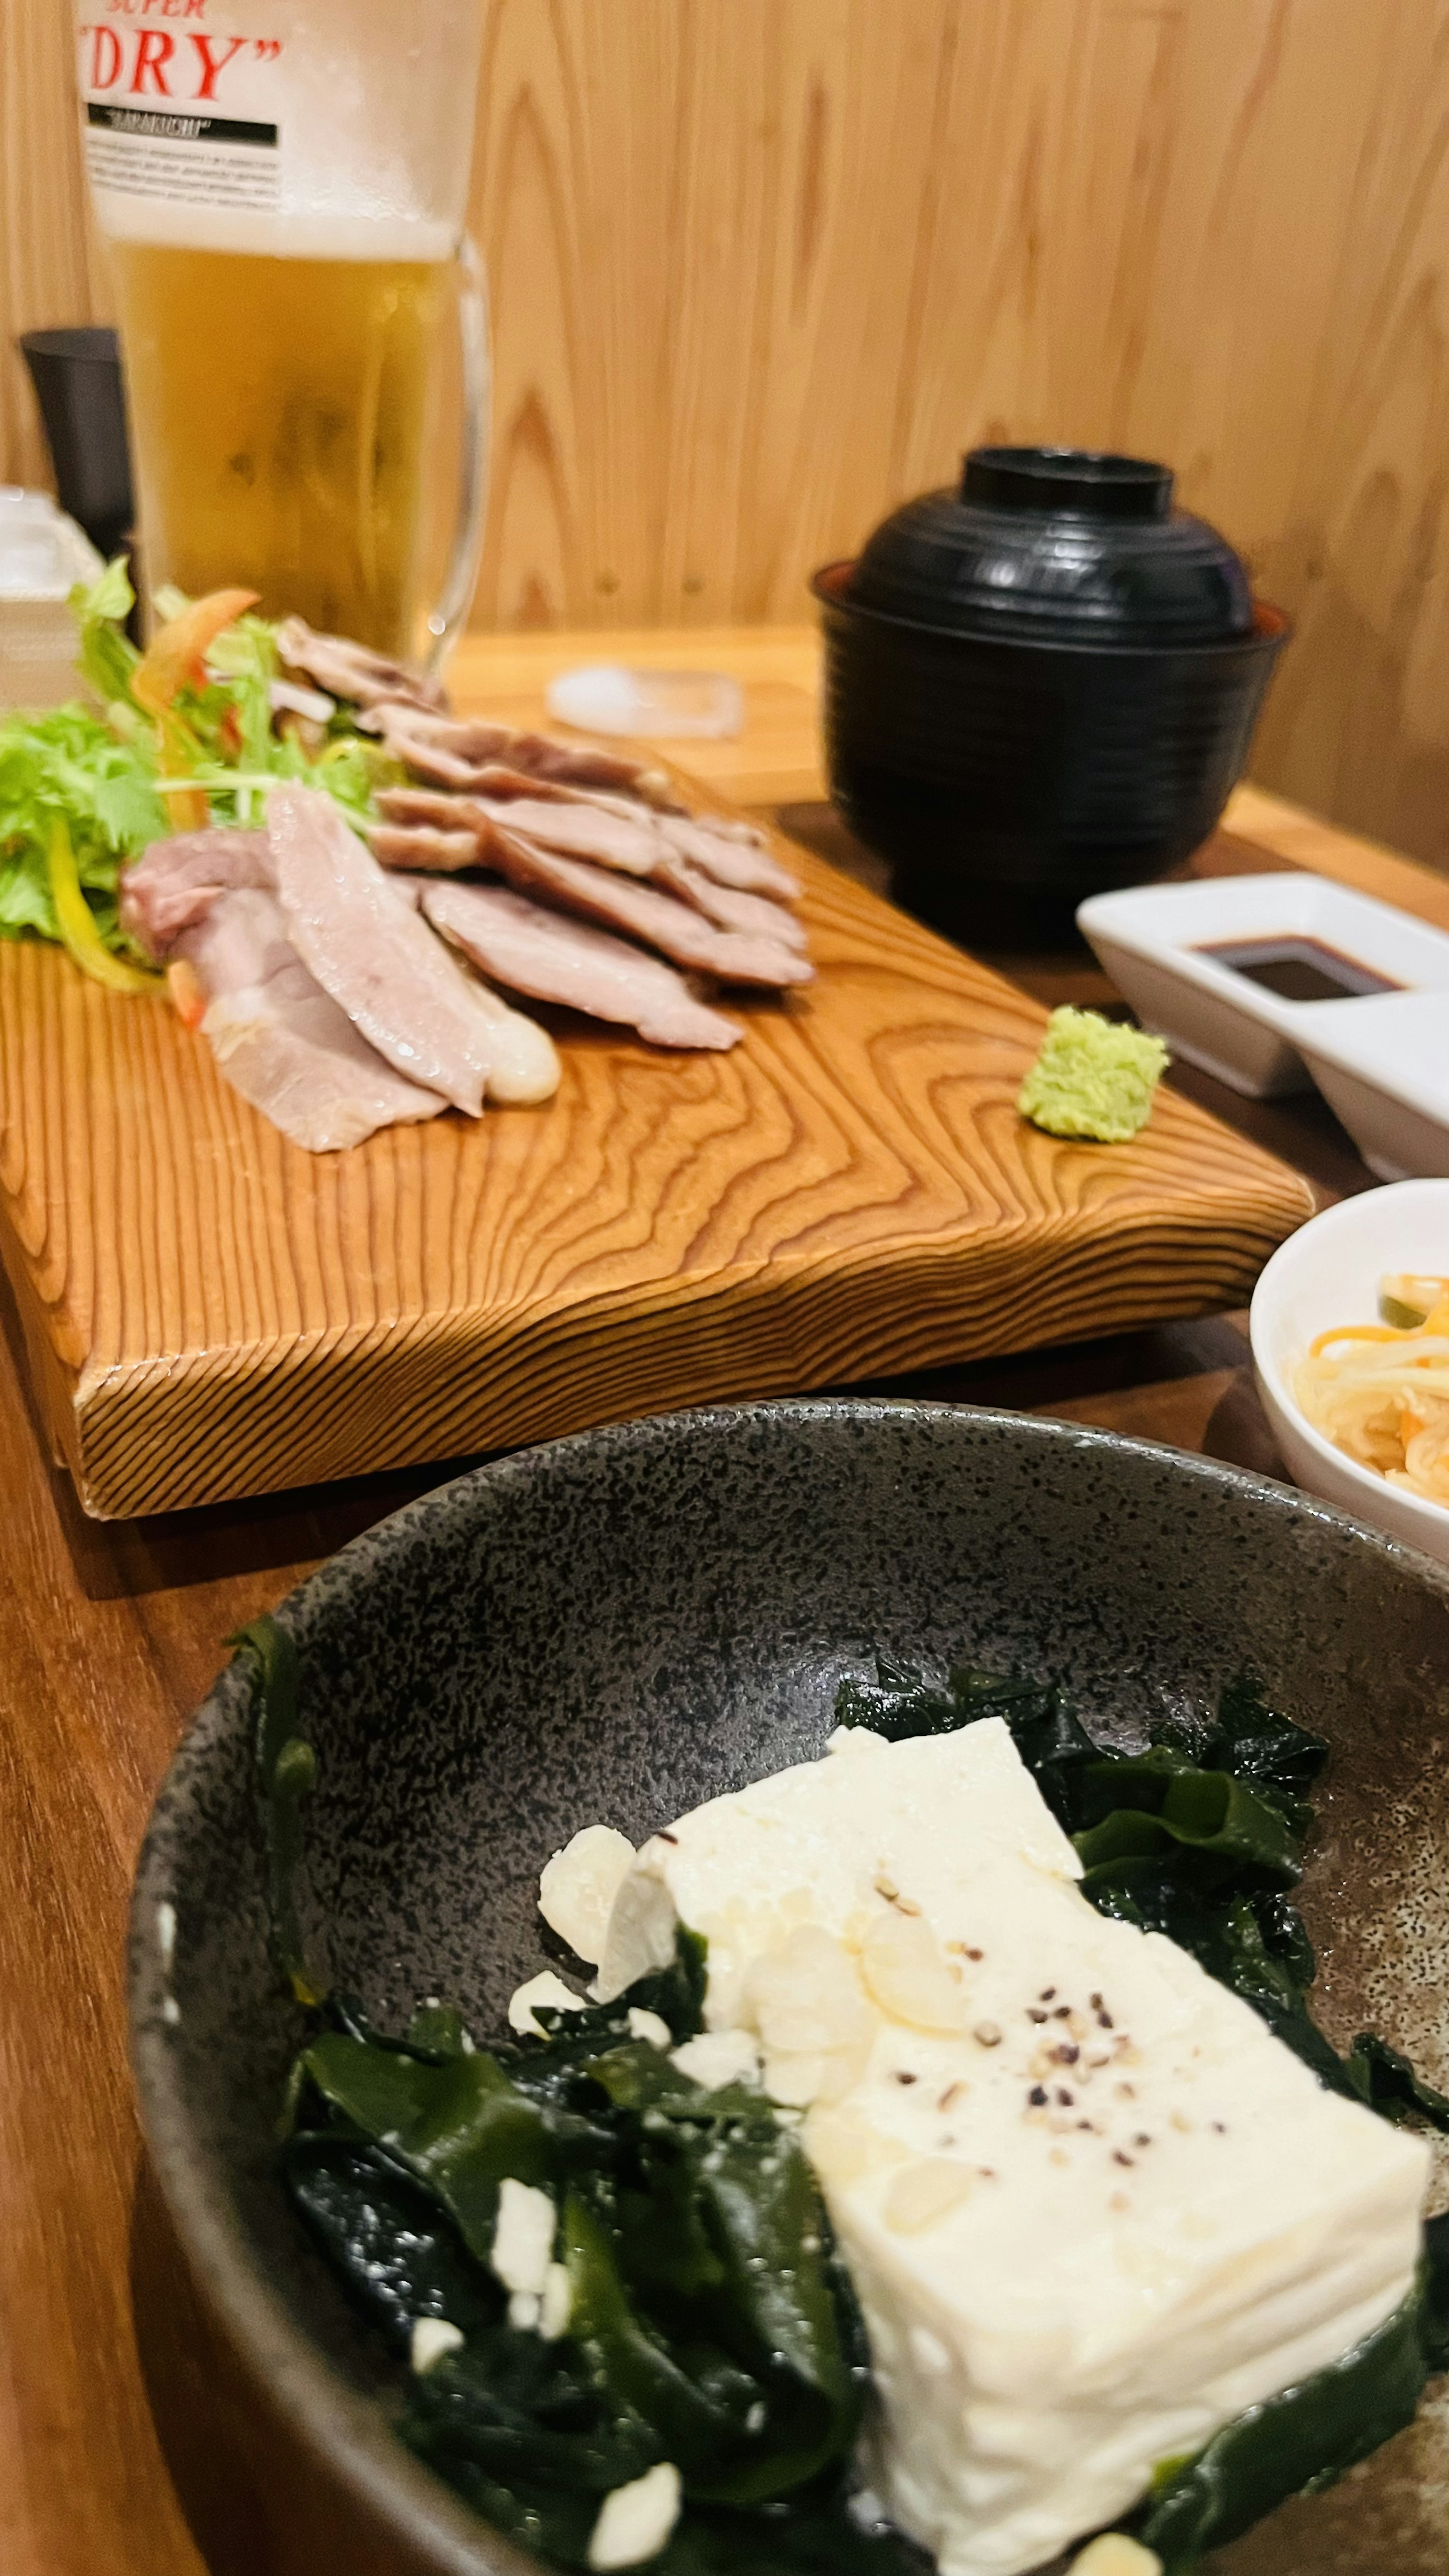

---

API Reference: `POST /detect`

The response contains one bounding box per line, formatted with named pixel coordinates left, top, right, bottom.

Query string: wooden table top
left=1, top=631, right=1432, bottom=2576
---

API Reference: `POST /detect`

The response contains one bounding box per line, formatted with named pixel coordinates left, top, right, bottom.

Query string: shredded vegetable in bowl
left=1294, top=1273, right=1449, bottom=1506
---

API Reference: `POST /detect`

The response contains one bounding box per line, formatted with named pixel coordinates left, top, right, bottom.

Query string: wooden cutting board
left=0, top=799, right=1313, bottom=1518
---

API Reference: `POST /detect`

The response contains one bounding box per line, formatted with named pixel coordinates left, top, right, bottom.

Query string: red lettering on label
left=189, top=32, right=246, bottom=99
left=253, top=38, right=282, bottom=63
left=130, top=29, right=174, bottom=90
left=88, top=24, right=124, bottom=86
left=185, top=0, right=206, bottom=15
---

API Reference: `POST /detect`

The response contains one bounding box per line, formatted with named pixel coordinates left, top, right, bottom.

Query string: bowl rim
left=1249, top=1181, right=1449, bottom=1544
left=810, top=558, right=1293, bottom=659
left=127, top=1393, right=1449, bottom=2576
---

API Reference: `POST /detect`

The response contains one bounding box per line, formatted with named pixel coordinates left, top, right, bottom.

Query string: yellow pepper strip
left=47, top=817, right=161, bottom=996
left=1423, top=1296, right=1449, bottom=1336
left=131, top=586, right=258, bottom=830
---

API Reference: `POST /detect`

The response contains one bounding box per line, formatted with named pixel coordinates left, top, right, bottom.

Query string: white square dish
left=1077, top=872, right=1449, bottom=1177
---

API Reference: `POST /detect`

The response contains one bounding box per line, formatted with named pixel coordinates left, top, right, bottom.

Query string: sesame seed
left=1134, top=2132, right=1152, bottom=2148
left=1113, top=2150, right=1135, bottom=2168
left=1028, top=2007, right=1049, bottom=2024
left=1039, top=1988, right=1057, bottom=2002
left=939, top=2082, right=965, bottom=2110
left=1212, top=2121, right=1227, bottom=2134
left=895, top=2070, right=918, bottom=2085
left=1052, top=2005, right=1073, bottom=2021
left=1055, top=2043, right=1080, bottom=2065
left=1097, top=2010, right=1115, bottom=2029
left=1116, top=2081, right=1137, bottom=2099
left=965, top=1947, right=984, bottom=1961
left=973, top=2022, right=1003, bottom=2048
left=1056, top=2087, right=1074, bottom=2106
left=1028, top=2084, right=1048, bottom=2107
left=1089, top=1992, right=1103, bottom=2010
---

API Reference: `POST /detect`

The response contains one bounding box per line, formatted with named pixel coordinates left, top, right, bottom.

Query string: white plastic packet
left=0, top=491, right=104, bottom=710
left=545, top=664, right=744, bottom=740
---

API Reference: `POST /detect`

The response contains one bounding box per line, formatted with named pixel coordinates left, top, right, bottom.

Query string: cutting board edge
left=63, top=1184, right=1312, bottom=1518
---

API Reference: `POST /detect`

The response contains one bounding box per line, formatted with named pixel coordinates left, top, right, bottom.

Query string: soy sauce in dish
left=1195, top=936, right=1406, bottom=1004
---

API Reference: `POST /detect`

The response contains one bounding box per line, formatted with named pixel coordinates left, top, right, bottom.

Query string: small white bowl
left=1250, top=1179, right=1449, bottom=1563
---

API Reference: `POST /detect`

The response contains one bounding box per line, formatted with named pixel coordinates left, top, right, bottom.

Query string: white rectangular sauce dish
left=1078, top=874, right=1449, bottom=1177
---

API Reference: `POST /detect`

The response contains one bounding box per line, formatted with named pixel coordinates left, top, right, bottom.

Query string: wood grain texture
left=0, top=784, right=1311, bottom=1520
left=12, top=3, right=1449, bottom=867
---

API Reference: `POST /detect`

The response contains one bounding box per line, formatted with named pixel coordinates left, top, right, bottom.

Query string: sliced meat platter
left=120, top=618, right=814, bottom=1154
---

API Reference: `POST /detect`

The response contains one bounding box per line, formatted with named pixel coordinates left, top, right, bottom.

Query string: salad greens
left=0, top=563, right=395, bottom=989
left=235, top=1616, right=1449, bottom=2576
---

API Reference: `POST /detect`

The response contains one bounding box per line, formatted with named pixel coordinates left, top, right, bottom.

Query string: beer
left=111, top=243, right=449, bottom=655
left=72, top=0, right=488, bottom=661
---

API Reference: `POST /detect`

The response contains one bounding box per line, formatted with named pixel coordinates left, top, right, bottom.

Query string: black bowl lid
left=846, top=444, right=1254, bottom=644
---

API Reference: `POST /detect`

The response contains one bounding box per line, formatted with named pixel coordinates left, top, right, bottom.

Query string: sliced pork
left=276, top=617, right=445, bottom=714
left=268, top=785, right=559, bottom=1112
left=653, top=812, right=800, bottom=900
left=484, top=827, right=813, bottom=989
left=375, top=706, right=672, bottom=800
left=655, top=855, right=810, bottom=951
left=466, top=794, right=661, bottom=876
left=175, top=887, right=446, bottom=1153
left=415, top=879, right=743, bottom=1052
left=368, top=823, right=483, bottom=874
left=121, top=826, right=273, bottom=960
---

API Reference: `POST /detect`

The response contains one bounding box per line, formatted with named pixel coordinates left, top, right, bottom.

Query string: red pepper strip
left=131, top=587, right=259, bottom=830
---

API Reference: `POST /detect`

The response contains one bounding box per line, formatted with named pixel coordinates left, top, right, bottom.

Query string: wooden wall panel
left=8, top=2, right=1449, bottom=867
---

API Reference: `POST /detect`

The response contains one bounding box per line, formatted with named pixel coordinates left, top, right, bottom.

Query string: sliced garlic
left=410, top=2316, right=465, bottom=2373
left=539, top=1824, right=636, bottom=1965
left=491, top=2178, right=557, bottom=2296
left=1066, top=2538, right=1162, bottom=2576
left=588, top=2462, right=683, bottom=2569
left=741, top=1925, right=874, bottom=2057
left=860, top=1911, right=970, bottom=2033
left=508, top=1970, right=588, bottom=2037
left=805, top=2104, right=912, bottom=2186
left=883, top=2157, right=976, bottom=2235
left=670, top=2027, right=761, bottom=2092
left=539, top=2261, right=572, bottom=2341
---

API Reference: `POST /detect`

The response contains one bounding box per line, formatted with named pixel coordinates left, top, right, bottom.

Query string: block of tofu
left=594, top=1719, right=1430, bottom=2576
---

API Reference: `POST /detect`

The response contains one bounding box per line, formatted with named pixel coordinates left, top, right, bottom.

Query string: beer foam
left=92, top=193, right=457, bottom=264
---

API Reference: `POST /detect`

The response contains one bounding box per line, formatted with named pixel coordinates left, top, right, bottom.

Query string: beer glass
left=72, top=0, right=487, bottom=665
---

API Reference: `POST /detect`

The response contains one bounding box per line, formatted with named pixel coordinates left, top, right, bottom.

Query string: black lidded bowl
left=813, top=446, right=1290, bottom=944
left=128, top=1399, right=1448, bottom=2576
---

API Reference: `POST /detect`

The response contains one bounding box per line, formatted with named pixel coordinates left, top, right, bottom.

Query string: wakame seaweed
left=280, top=1961, right=921, bottom=2571
left=241, top=1612, right=1448, bottom=2576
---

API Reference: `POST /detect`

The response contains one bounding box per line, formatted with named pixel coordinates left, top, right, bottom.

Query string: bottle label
left=76, top=17, right=284, bottom=212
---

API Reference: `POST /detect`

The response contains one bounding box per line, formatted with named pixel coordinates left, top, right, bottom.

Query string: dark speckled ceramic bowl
left=129, top=1401, right=1449, bottom=2576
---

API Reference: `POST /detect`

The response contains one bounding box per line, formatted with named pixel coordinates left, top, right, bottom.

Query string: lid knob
left=961, top=446, right=1173, bottom=520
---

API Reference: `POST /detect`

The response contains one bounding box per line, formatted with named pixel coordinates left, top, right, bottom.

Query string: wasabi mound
left=1018, top=1005, right=1169, bottom=1143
